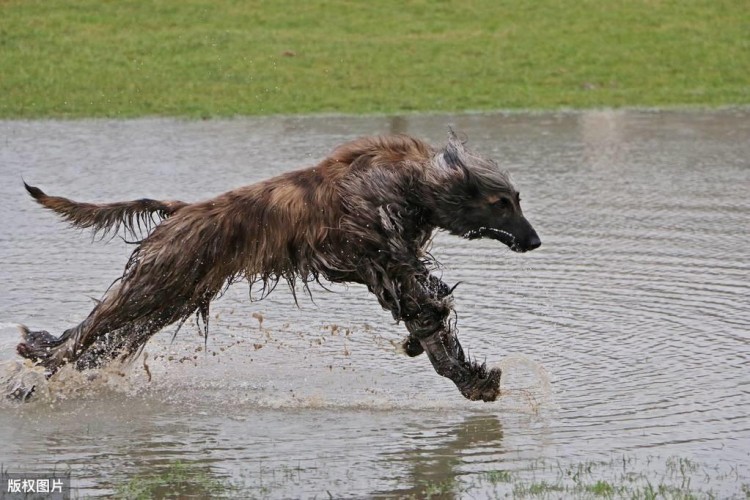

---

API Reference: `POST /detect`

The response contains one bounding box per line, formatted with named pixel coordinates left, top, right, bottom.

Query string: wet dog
left=16, top=130, right=541, bottom=401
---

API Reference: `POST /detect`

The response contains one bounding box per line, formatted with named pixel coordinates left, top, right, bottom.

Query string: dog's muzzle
left=462, top=225, right=541, bottom=253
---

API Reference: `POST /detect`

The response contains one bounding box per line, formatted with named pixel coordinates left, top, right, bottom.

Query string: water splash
left=0, top=360, right=46, bottom=403
left=0, top=358, right=140, bottom=407
left=493, top=354, right=555, bottom=413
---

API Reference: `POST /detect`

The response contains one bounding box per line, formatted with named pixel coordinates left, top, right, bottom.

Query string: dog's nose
left=527, top=234, right=542, bottom=251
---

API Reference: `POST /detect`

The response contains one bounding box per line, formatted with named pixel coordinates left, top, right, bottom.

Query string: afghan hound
left=16, top=130, right=541, bottom=402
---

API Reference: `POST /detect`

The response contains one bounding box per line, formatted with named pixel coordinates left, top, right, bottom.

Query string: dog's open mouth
left=462, top=227, right=518, bottom=251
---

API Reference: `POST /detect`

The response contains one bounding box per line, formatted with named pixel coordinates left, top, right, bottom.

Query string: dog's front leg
left=399, top=274, right=453, bottom=357
left=369, top=269, right=501, bottom=403
left=416, top=326, right=502, bottom=402
left=399, top=279, right=501, bottom=402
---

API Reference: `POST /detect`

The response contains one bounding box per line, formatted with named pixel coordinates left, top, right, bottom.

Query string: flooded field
left=0, top=110, right=748, bottom=497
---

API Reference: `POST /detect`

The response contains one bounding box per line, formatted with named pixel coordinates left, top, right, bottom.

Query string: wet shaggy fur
left=16, top=131, right=541, bottom=402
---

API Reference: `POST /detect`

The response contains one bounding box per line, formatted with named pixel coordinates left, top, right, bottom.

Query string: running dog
left=17, top=130, right=541, bottom=402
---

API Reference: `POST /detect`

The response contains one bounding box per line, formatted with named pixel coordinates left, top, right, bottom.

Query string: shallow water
left=0, top=110, right=748, bottom=497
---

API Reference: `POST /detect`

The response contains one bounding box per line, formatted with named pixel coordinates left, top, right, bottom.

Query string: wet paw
left=461, top=368, right=502, bottom=402
left=19, top=325, right=59, bottom=346
left=403, top=336, right=424, bottom=357
left=16, top=326, right=67, bottom=377
left=17, top=326, right=60, bottom=362
left=16, top=342, right=34, bottom=359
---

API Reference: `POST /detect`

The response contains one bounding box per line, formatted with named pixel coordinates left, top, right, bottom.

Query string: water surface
left=0, top=110, right=748, bottom=497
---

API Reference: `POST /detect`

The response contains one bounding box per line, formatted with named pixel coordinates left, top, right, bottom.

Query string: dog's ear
left=436, top=127, right=469, bottom=175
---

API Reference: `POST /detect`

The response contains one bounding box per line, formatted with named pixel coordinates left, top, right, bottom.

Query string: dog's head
left=428, top=130, right=541, bottom=253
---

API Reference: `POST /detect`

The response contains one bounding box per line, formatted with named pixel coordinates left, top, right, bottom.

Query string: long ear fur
left=434, top=127, right=469, bottom=174
left=24, top=182, right=188, bottom=239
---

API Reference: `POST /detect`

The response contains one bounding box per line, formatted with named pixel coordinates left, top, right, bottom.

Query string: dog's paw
left=461, top=367, right=502, bottom=402
left=402, top=336, right=425, bottom=357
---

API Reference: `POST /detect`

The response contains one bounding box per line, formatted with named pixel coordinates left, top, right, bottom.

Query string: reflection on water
left=373, top=415, right=504, bottom=498
left=0, top=110, right=748, bottom=497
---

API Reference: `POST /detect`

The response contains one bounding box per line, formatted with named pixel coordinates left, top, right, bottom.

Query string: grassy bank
left=1, top=0, right=748, bottom=118
left=109, top=456, right=748, bottom=499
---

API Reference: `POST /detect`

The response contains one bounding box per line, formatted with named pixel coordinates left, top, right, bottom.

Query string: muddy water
left=0, top=110, right=748, bottom=497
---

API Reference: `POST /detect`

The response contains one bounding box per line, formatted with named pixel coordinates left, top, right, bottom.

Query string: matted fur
left=16, top=131, right=540, bottom=402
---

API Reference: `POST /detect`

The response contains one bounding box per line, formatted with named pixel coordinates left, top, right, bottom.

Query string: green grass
left=106, top=456, right=747, bottom=499
left=476, top=456, right=744, bottom=499
left=1, top=0, right=748, bottom=118
left=113, top=461, right=233, bottom=499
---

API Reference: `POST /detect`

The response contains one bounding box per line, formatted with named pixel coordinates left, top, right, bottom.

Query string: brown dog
left=17, top=131, right=540, bottom=401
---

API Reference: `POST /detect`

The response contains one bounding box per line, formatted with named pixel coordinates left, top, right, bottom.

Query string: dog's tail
left=24, top=182, right=188, bottom=239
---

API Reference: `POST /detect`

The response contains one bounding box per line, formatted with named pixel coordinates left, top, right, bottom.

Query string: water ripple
left=0, top=110, right=748, bottom=497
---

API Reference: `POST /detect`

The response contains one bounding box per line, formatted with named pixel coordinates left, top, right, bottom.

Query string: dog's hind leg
left=17, top=216, right=228, bottom=377
left=17, top=293, right=214, bottom=377
left=17, top=297, right=192, bottom=376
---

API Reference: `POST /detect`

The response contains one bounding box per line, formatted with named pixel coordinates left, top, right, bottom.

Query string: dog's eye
left=490, top=197, right=511, bottom=209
